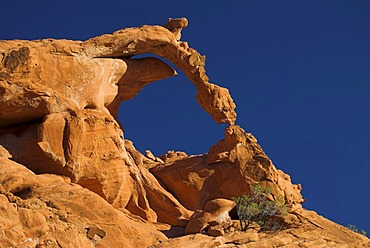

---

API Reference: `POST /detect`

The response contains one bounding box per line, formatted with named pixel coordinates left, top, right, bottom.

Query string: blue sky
left=1, top=1, right=369, bottom=233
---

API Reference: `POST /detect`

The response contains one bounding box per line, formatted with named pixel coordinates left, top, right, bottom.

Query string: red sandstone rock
left=151, top=125, right=303, bottom=211
left=0, top=18, right=369, bottom=247
left=0, top=155, right=166, bottom=247
left=185, top=198, right=235, bottom=235
left=0, top=18, right=235, bottom=226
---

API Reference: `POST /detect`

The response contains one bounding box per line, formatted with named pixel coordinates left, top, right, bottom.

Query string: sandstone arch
left=0, top=18, right=300, bottom=228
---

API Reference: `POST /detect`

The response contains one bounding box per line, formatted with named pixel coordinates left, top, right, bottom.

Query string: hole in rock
left=118, top=54, right=226, bottom=156
left=12, top=186, right=33, bottom=199
left=84, top=103, right=97, bottom=110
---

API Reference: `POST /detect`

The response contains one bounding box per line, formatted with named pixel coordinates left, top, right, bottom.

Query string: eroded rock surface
left=151, top=125, right=303, bottom=211
left=185, top=198, right=235, bottom=235
left=0, top=153, right=165, bottom=247
left=0, top=18, right=368, bottom=247
left=154, top=207, right=370, bottom=248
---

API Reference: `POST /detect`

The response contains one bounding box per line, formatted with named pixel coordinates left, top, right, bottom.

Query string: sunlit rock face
left=151, top=125, right=303, bottom=211
left=0, top=18, right=368, bottom=247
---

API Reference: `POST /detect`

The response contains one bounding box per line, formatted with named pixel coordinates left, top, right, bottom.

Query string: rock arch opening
left=117, top=54, right=226, bottom=156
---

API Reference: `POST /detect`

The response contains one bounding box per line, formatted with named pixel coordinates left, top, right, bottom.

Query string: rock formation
left=185, top=199, right=235, bottom=235
left=0, top=18, right=368, bottom=247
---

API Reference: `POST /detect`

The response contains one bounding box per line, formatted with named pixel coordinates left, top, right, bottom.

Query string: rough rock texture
left=0, top=151, right=165, bottom=247
left=151, top=125, right=303, bottom=211
left=154, top=207, right=370, bottom=248
left=185, top=198, right=235, bottom=235
left=0, top=18, right=369, bottom=247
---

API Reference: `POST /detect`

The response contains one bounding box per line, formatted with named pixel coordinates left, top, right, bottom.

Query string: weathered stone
left=163, top=17, right=188, bottom=40
left=185, top=198, right=234, bottom=234
left=151, top=125, right=303, bottom=211
left=159, top=150, right=188, bottom=163
left=0, top=18, right=236, bottom=225
left=207, top=227, right=224, bottom=237
left=0, top=18, right=369, bottom=248
left=0, top=156, right=166, bottom=247
left=145, top=150, right=156, bottom=161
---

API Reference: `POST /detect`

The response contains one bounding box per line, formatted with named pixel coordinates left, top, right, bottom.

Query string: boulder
left=185, top=198, right=235, bottom=235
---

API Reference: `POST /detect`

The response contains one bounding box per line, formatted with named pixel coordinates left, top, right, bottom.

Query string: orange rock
left=156, top=207, right=370, bottom=248
left=185, top=198, right=235, bottom=235
left=0, top=18, right=369, bottom=248
left=0, top=156, right=166, bottom=247
left=82, top=18, right=237, bottom=125
left=0, top=17, right=235, bottom=227
left=151, top=125, right=303, bottom=211
left=159, top=150, right=188, bottom=163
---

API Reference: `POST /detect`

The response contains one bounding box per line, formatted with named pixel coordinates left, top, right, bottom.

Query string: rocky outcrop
left=154, top=207, right=370, bottom=248
left=0, top=18, right=369, bottom=247
left=0, top=109, right=192, bottom=226
left=151, top=125, right=303, bottom=211
left=0, top=150, right=166, bottom=247
left=0, top=18, right=236, bottom=224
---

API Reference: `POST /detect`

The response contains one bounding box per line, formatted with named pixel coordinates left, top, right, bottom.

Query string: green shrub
left=347, top=224, right=367, bottom=237
left=232, top=184, right=287, bottom=231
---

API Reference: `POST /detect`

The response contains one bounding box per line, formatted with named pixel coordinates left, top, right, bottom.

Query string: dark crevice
left=0, top=117, right=44, bottom=136
left=84, top=104, right=97, bottom=110
left=11, top=186, right=33, bottom=199
left=229, top=206, right=239, bottom=220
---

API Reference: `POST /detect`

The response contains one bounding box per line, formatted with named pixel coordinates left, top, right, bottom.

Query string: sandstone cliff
left=0, top=18, right=368, bottom=247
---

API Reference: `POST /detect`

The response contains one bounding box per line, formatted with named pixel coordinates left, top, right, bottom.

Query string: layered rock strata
left=0, top=18, right=368, bottom=247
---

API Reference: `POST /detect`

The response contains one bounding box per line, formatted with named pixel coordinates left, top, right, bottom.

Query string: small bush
left=232, top=184, right=287, bottom=231
left=347, top=224, right=367, bottom=237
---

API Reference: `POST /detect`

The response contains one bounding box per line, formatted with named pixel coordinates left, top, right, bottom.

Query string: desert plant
left=347, top=224, right=367, bottom=237
left=232, top=184, right=287, bottom=231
